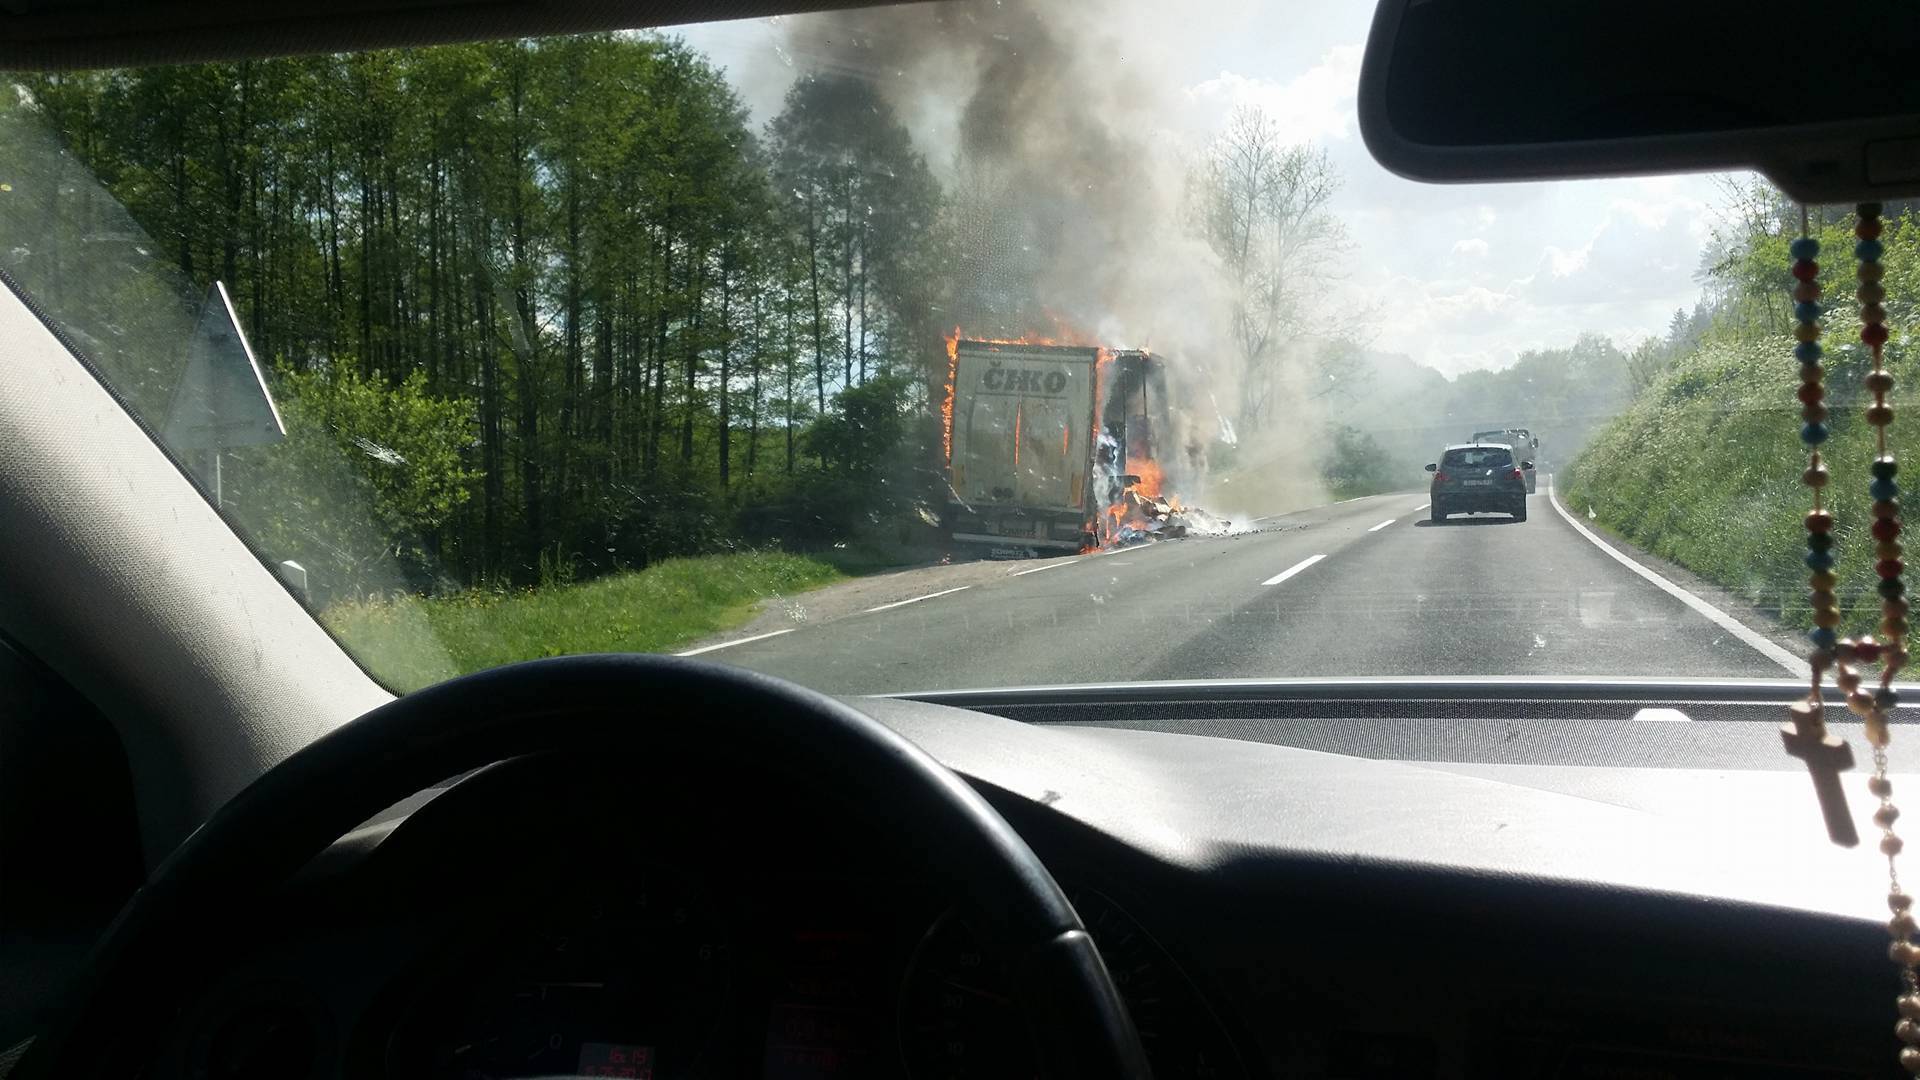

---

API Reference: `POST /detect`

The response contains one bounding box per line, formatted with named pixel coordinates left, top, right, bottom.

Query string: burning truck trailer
left=942, top=336, right=1227, bottom=558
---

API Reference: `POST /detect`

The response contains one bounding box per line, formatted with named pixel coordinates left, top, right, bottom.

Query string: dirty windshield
left=0, top=0, right=1865, bottom=695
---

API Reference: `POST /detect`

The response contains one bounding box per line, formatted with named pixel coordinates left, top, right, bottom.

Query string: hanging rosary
left=1780, top=201, right=1920, bottom=1074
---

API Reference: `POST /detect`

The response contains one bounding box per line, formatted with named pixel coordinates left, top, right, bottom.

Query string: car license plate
left=1463, top=479, right=1490, bottom=486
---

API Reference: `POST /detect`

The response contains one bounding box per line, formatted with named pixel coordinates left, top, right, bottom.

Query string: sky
left=675, top=0, right=1741, bottom=378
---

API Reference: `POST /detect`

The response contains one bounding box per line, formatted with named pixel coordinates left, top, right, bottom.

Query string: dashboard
left=147, top=685, right=1910, bottom=1079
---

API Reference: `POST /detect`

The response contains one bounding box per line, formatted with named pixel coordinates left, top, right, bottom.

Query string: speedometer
left=385, top=863, right=732, bottom=1079
left=897, top=890, right=1243, bottom=1079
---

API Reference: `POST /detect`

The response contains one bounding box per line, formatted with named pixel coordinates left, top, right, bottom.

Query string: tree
left=228, top=367, right=478, bottom=597
left=1190, top=106, right=1350, bottom=426
left=766, top=75, right=942, bottom=410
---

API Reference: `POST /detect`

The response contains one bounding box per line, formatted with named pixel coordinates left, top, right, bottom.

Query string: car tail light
left=1434, top=471, right=1449, bottom=483
left=1508, top=467, right=1523, bottom=481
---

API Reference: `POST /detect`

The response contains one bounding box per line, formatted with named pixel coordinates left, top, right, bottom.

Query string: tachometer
left=386, top=863, right=731, bottom=1079
left=897, top=890, right=1243, bottom=1079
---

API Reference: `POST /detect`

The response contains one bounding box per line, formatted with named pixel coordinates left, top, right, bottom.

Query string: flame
left=942, top=329, right=960, bottom=463
left=1127, top=458, right=1164, bottom=498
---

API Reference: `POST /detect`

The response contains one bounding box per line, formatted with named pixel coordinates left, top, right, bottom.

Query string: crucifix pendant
left=1782, top=700, right=1860, bottom=847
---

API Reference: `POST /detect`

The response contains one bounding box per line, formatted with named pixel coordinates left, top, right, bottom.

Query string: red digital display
left=576, top=1042, right=654, bottom=1079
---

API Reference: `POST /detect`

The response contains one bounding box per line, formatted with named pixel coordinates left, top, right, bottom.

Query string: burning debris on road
left=943, top=331, right=1234, bottom=556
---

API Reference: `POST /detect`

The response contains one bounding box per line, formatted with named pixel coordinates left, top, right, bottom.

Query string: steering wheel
left=19, top=654, right=1151, bottom=1079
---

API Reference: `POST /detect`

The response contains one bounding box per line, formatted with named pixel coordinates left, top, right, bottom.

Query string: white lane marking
left=1414, top=502, right=1430, bottom=512
left=1261, top=554, right=1326, bottom=586
left=863, top=585, right=973, bottom=613
left=1010, top=558, right=1082, bottom=577
left=1367, top=518, right=1396, bottom=532
left=1631, top=708, right=1691, bottom=722
left=1547, top=477, right=1802, bottom=677
left=676, top=627, right=796, bottom=656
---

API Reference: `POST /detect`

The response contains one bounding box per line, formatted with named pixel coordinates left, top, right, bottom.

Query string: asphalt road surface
left=688, top=481, right=1801, bottom=694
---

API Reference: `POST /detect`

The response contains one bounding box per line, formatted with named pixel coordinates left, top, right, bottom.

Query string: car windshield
left=0, top=0, right=1844, bottom=695
left=1444, top=448, right=1514, bottom=469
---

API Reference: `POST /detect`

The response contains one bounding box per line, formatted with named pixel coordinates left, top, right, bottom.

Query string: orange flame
left=1127, top=458, right=1164, bottom=498
left=942, top=329, right=960, bottom=464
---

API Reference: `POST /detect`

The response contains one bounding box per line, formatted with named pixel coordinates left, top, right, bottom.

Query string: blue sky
left=677, top=0, right=1735, bottom=378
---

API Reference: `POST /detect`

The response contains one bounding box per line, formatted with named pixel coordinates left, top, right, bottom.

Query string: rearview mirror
left=1424, top=463, right=1438, bottom=472
left=1359, top=0, right=1920, bottom=202
left=1522, top=461, right=1535, bottom=470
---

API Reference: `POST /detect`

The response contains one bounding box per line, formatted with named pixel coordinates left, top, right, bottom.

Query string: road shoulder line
left=863, top=585, right=972, bottom=613
left=1546, top=477, right=1802, bottom=677
left=676, top=627, right=796, bottom=656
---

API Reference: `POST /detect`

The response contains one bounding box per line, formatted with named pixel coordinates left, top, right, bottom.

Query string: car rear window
left=1443, top=448, right=1513, bottom=468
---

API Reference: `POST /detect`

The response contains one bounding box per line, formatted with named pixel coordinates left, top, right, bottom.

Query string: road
left=686, top=482, right=1801, bottom=694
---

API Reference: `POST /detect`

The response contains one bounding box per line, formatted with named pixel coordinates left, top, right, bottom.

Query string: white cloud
left=1182, top=44, right=1363, bottom=144
left=1451, top=238, right=1489, bottom=258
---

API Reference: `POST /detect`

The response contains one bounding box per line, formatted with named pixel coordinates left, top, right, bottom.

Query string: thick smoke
left=778, top=0, right=1329, bottom=514
left=787, top=0, right=1236, bottom=491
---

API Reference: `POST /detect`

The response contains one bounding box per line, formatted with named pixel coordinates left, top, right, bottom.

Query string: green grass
left=320, top=550, right=844, bottom=693
left=1562, top=331, right=1900, bottom=644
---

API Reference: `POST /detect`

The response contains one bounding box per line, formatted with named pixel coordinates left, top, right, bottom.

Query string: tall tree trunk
left=747, top=278, right=763, bottom=480
left=841, top=175, right=854, bottom=388
left=785, top=270, right=797, bottom=476
left=806, top=202, right=828, bottom=435
left=717, top=248, right=733, bottom=488
left=857, top=224, right=869, bottom=383
left=680, top=252, right=707, bottom=466
left=647, top=229, right=672, bottom=477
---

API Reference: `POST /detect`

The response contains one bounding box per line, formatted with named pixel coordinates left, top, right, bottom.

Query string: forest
left=3, top=31, right=1652, bottom=609
left=13, top=37, right=949, bottom=596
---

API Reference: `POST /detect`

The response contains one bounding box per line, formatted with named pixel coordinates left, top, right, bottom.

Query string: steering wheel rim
left=20, top=654, right=1151, bottom=1079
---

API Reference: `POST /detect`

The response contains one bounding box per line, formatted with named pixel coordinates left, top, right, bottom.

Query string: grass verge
left=320, top=550, right=843, bottom=693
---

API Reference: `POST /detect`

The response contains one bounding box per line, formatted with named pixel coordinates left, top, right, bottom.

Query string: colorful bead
left=1884, top=578, right=1909, bottom=600
left=1807, top=509, right=1835, bottom=532
left=1801, top=363, right=1825, bottom=384
left=1884, top=541, right=1907, bottom=561
left=1879, top=777, right=1900, bottom=798
left=1863, top=202, right=1885, bottom=216
left=1879, top=500, right=1903, bottom=519
left=1886, top=833, right=1906, bottom=856
left=1805, top=403, right=1830, bottom=423
left=1877, top=517, right=1904, bottom=540
left=1858, top=218, right=1884, bottom=241
left=1803, top=422, right=1831, bottom=445
left=1860, top=638, right=1886, bottom=662
left=1871, top=403, right=1897, bottom=426
left=1794, top=260, right=1821, bottom=281
left=1859, top=238, right=1887, bottom=262
left=1876, top=477, right=1903, bottom=501
left=1853, top=690, right=1880, bottom=716
left=1877, top=458, right=1902, bottom=480
left=1808, top=550, right=1838, bottom=572
left=1867, top=323, right=1892, bottom=347
left=1796, top=300, right=1824, bottom=323
left=1797, top=279, right=1824, bottom=302
left=1862, top=281, right=1889, bottom=304
left=1806, top=463, right=1832, bottom=488
left=1811, top=626, right=1839, bottom=649
left=1796, top=341, right=1823, bottom=363
left=1841, top=668, right=1865, bottom=693
left=1866, top=303, right=1891, bottom=325
left=1872, top=371, right=1898, bottom=395
left=1884, top=807, right=1907, bottom=830
left=1863, top=261, right=1888, bottom=283
left=1792, top=236, right=1823, bottom=259
left=1885, top=560, right=1910, bottom=580
left=1882, top=688, right=1903, bottom=710
left=1812, top=570, right=1839, bottom=590
left=1795, top=322, right=1823, bottom=343
left=1808, top=530, right=1835, bottom=552
left=1890, top=597, right=1911, bottom=617
left=1888, top=617, right=1913, bottom=640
